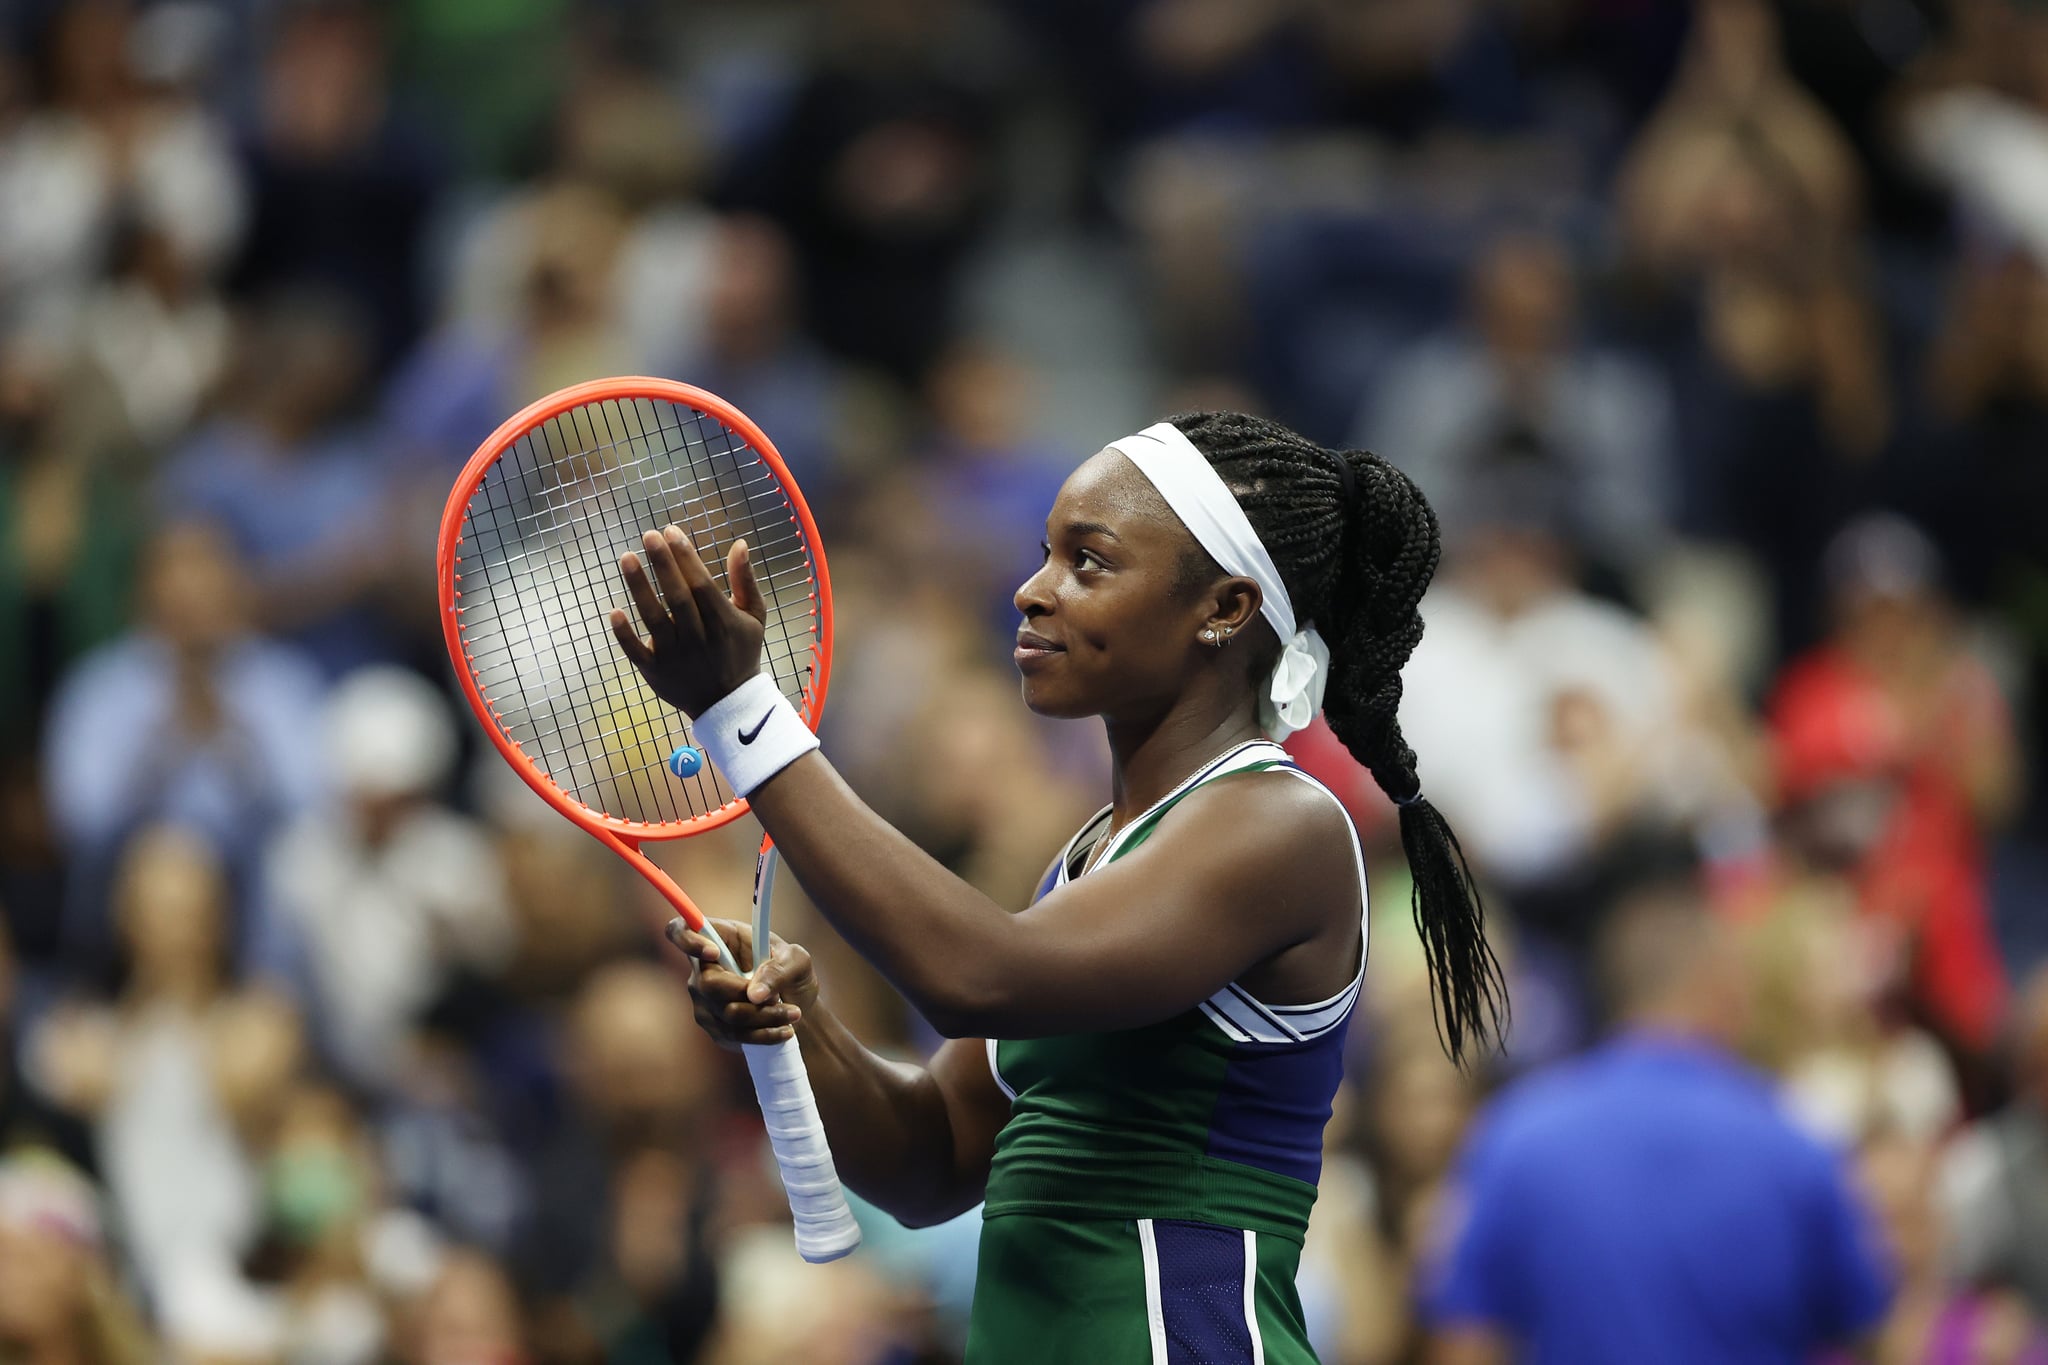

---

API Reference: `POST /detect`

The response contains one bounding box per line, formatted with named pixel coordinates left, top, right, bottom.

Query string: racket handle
left=744, top=1036, right=862, bottom=1263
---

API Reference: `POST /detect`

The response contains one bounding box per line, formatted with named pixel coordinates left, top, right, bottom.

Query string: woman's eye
left=1040, top=541, right=1105, bottom=571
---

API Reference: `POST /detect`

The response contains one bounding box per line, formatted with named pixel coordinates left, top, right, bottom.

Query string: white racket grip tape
left=744, top=1036, right=862, bottom=1263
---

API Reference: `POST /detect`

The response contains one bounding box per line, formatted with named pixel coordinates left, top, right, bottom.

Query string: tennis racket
left=436, top=376, right=860, bottom=1263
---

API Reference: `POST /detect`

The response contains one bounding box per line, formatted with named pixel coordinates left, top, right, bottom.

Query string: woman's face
left=1011, top=450, right=1224, bottom=722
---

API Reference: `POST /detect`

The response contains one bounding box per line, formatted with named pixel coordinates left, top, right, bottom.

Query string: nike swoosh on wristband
left=738, top=710, right=773, bottom=745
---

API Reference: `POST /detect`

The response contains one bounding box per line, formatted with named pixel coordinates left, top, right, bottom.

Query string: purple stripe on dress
left=1152, top=1219, right=1254, bottom=1364
left=1204, top=1021, right=1350, bottom=1185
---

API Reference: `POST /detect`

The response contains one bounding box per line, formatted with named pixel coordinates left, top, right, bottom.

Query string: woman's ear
left=1204, top=576, right=1264, bottom=641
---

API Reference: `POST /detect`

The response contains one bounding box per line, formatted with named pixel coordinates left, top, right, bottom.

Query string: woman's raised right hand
left=665, top=917, right=816, bottom=1048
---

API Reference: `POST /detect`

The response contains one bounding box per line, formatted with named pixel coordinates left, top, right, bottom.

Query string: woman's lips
left=1014, top=629, right=1062, bottom=668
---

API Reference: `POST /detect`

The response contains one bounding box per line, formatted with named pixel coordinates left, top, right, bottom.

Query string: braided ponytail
left=1169, top=412, right=1508, bottom=1064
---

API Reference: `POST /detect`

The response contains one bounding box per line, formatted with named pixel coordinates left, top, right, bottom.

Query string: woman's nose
left=1015, top=561, right=1054, bottom=615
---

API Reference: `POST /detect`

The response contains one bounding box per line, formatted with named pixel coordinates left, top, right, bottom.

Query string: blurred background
left=0, top=0, right=2045, bottom=1361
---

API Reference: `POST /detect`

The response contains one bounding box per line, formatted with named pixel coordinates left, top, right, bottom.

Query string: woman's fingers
left=721, top=998, right=802, bottom=1029
left=727, top=539, right=767, bottom=626
left=747, top=939, right=807, bottom=1005
left=664, top=918, right=721, bottom=963
left=666, top=918, right=754, bottom=976
left=620, top=550, right=672, bottom=639
left=668, top=917, right=779, bottom=994
left=709, top=917, right=759, bottom=971
left=608, top=609, right=655, bottom=669
left=662, top=526, right=733, bottom=631
left=668, top=917, right=802, bottom=1044
left=640, top=530, right=705, bottom=638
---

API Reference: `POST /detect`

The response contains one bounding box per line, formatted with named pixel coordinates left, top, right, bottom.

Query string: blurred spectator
left=0, top=1152, right=154, bottom=1365
left=1771, top=0, right=1949, bottom=242
left=513, top=961, right=721, bottom=1365
left=474, top=765, right=639, bottom=1011
left=436, top=57, right=710, bottom=388
left=258, top=667, right=510, bottom=1094
left=702, top=1224, right=925, bottom=1365
left=232, top=4, right=442, bottom=373
left=1355, top=231, right=1677, bottom=576
left=901, top=343, right=1071, bottom=633
left=1902, top=7, right=2048, bottom=271
left=395, top=0, right=568, bottom=179
left=722, top=0, right=1002, bottom=383
left=1397, top=477, right=1741, bottom=947
left=1422, top=884, right=1893, bottom=1364
left=554, top=61, right=715, bottom=379
left=0, top=915, right=94, bottom=1171
left=1942, top=964, right=2048, bottom=1322
left=0, top=0, right=244, bottom=349
left=385, top=180, right=634, bottom=478
left=41, top=523, right=324, bottom=965
left=160, top=291, right=398, bottom=674
left=1923, top=247, right=2048, bottom=837
left=1619, top=0, right=1892, bottom=648
left=1619, top=0, right=1863, bottom=286
left=1768, top=514, right=2019, bottom=1058
left=30, top=826, right=304, bottom=1302
left=395, top=1249, right=530, bottom=1365
left=883, top=665, right=1095, bottom=918
left=246, top=1084, right=398, bottom=1365
left=1744, top=894, right=1960, bottom=1148
left=1857, top=1129, right=2048, bottom=1365
left=675, top=215, right=867, bottom=495
left=376, top=1024, right=528, bottom=1262
left=1298, top=1082, right=1406, bottom=1365
left=820, top=545, right=1022, bottom=804
left=0, top=334, right=141, bottom=762
left=74, top=213, right=231, bottom=450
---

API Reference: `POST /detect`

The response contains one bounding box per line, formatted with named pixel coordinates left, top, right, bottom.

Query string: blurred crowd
left=0, top=0, right=2045, bottom=1362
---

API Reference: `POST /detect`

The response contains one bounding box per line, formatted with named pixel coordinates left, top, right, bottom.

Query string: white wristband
left=694, top=673, right=819, bottom=798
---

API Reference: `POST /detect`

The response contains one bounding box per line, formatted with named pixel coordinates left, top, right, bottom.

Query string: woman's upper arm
left=922, top=1036, right=1012, bottom=1225
left=941, top=774, right=1350, bottom=1037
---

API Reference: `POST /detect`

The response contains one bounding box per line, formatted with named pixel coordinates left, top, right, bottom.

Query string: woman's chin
left=1017, top=677, right=1090, bottom=720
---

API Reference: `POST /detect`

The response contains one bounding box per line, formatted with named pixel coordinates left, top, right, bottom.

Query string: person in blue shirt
left=42, top=522, right=326, bottom=971
left=1422, top=883, right=1894, bottom=1365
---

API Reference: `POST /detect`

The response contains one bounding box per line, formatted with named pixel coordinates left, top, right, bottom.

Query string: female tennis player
left=610, top=411, right=1504, bottom=1363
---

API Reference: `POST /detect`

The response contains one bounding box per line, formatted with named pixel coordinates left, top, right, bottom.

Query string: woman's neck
left=1102, top=691, right=1264, bottom=824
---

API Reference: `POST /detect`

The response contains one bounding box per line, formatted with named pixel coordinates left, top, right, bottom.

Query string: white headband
left=1107, top=422, right=1330, bottom=739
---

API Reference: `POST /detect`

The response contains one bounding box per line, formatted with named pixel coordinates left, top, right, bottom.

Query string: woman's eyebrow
left=1063, top=521, right=1121, bottom=541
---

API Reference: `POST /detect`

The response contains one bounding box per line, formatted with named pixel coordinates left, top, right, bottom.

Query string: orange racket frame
left=434, top=376, right=834, bottom=935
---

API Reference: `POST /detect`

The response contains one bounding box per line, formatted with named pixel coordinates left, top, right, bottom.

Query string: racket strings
left=453, top=396, right=822, bottom=828
left=473, top=402, right=814, bottom=823
left=522, top=402, right=734, bottom=822
left=470, top=407, right=705, bottom=825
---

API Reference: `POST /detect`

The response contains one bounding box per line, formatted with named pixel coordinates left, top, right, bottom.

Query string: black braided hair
left=1168, top=411, right=1508, bottom=1065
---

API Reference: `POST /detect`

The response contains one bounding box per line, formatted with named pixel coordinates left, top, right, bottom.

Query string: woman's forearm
left=749, top=754, right=1023, bottom=1033
left=793, top=997, right=980, bottom=1227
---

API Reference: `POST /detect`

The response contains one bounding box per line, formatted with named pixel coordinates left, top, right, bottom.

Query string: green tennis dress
left=966, top=739, right=1367, bottom=1364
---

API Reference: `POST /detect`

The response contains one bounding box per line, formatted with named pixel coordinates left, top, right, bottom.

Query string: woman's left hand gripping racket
left=437, top=376, right=860, bottom=1263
